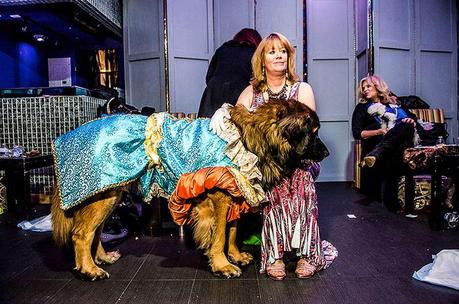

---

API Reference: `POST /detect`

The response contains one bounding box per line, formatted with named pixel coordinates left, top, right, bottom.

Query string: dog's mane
left=229, top=99, right=316, bottom=188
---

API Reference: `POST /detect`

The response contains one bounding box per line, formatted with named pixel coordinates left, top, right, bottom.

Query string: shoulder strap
left=288, top=82, right=301, bottom=100
left=250, top=88, right=265, bottom=109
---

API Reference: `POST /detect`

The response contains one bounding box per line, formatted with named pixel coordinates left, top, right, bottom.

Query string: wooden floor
left=1, top=182, right=458, bottom=304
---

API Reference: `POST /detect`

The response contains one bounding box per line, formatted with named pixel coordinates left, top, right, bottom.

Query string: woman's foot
left=360, top=144, right=386, bottom=168
left=266, top=259, right=286, bottom=281
left=295, top=258, right=316, bottom=279
left=362, top=155, right=377, bottom=168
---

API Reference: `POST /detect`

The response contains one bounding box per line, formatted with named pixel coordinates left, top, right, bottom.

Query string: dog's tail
left=51, top=189, right=74, bottom=247
left=191, top=197, right=215, bottom=251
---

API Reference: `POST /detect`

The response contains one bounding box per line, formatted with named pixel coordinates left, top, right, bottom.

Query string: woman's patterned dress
left=251, top=82, right=338, bottom=272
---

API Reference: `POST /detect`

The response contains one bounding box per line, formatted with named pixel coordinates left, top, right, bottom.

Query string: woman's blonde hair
left=250, top=32, right=300, bottom=91
left=358, top=75, right=395, bottom=104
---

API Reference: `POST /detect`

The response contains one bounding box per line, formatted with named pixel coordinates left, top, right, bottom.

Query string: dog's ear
left=278, top=103, right=319, bottom=140
left=228, top=104, right=252, bottom=129
left=276, top=101, right=329, bottom=162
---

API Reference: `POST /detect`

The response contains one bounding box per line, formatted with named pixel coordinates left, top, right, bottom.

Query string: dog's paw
left=238, top=252, right=253, bottom=266
left=95, top=250, right=121, bottom=265
left=74, top=266, right=110, bottom=281
left=228, top=251, right=253, bottom=266
left=215, top=264, right=242, bottom=278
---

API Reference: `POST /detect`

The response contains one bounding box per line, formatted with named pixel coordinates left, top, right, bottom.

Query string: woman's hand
left=401, top=117, right=416, bottom=126
left=360, top=128, right=387, bottom=139
left=210, top=103, right=232, bottom=135
left=379, top=128, right=388, bottom=136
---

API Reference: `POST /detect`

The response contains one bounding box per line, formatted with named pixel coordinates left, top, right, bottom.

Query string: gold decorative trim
left=228, top=168, right=263, bottom=207
left=217, top=119, right=266, bottom=206
left=144, top=182, right=170, bottom=202
left=144, top=113, right=165, bottom=169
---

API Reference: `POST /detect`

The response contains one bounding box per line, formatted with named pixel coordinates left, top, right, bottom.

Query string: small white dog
left=367, top=102, right=398, bottom=130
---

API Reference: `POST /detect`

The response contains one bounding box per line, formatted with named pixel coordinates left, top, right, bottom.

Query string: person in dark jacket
left=198, top=28, right=262, bottom=117
left=352, top=75, right=417, bottom=213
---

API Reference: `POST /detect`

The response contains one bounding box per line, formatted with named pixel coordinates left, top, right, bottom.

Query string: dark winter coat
left=198, top=42, right=255, bottom=117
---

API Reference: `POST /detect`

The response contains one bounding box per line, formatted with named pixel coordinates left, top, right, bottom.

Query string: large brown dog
left=51, top=99, right=329, bottom=280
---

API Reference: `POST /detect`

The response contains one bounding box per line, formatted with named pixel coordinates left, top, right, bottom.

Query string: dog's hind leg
left=227, top=222, right=253, bottom=266
left=206, top=191, right=242, bottom=278
left=72, top=190, right=120, bottom=281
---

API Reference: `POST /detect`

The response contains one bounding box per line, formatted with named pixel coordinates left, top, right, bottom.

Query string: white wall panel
left=126, top=0, right=160, bottom=55
left=171, top=0, right=211, bottom=56
left=418, top=51, right=452, bottom=110
left=378, top=48, right=411, bottom=96
left=129, top=59, right=162, bottom=109
left=317, top=121, right=352, bottom=181
left=172, top=59, right=208, bottom=114
left=309, top=0, right=349, bottom=58
left=415, top=0, right=457, bottom=142
left=256, top=1, right=303, bottom=79
left=374, top=0, right=414, bottom=92
left=124, top=0, right=165, bottom=110
left=307, top=0, right=354, bottom=181
left=256, top=2, right=298, bottom=39
left=213, top=0, right=253, bottom=49
left=378, top=0, right=411, bottom=48
left=418, top=0, right=454, bottom=49
left=310, top=59, right=349, bottom=120
left=167, top=0, right=213, bottom=113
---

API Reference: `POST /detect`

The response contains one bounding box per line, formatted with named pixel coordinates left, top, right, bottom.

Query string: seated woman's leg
left=380, top=136, right=412, bottom=212
left=382, top=174, right=400, bottom=212
left=360, top=165, right=383, bottom=200
left=362, top=123, right=414, bottom=167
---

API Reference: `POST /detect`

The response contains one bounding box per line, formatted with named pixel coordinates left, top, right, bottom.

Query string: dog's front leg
left=207, top=193, right=242, bottom=278
left=227, top=222, right=253, bottom=266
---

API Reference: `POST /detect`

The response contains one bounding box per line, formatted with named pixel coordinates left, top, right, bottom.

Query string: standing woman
left=234, top=32, right=337, bottom=280
left=198, top=28, right=262, bottom=117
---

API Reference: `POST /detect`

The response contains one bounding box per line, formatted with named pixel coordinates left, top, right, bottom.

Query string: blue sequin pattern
left=53, top=114, right=235, bottom=210
left=147, top=115, right=234, bottom=195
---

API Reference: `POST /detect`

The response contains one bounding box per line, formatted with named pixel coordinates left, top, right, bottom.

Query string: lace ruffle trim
left=218, top=119, right=266, bottom=207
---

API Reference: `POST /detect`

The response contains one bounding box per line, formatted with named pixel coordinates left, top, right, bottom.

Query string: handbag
left=417, top=122, right=448, bottom=146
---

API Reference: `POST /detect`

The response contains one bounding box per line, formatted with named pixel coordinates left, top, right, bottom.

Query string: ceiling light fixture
left=33, top=34, right=46, bottom=42
left=9, top=14, right=22, bottom=19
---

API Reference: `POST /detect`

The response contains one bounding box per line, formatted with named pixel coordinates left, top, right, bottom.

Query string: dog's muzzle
left=309, top=136, right=329, bottom=161
left=296, top=136, right=329, bottom=162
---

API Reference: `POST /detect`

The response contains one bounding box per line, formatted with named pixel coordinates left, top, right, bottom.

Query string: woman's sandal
left=266, top=260, right=286, bottom=281
left=295, top=258, right=316, bottom=279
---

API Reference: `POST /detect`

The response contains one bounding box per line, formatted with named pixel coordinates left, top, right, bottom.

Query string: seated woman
left=352, top=75, right=417, bottom=213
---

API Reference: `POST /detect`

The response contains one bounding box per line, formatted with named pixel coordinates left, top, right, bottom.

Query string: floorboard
left=0, top=182, right=458, bottom=304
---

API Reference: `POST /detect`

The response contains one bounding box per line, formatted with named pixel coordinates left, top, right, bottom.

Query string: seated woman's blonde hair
left=358, top=75, right=395, bottom=104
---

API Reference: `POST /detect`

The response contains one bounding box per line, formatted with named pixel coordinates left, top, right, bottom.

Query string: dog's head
left=229, top=99, right=329, bottom=188
left=273, top=99, right=329, bottom=163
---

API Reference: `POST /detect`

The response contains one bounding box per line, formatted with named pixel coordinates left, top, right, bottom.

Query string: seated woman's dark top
left=352, top=102, right=384, bottom=157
